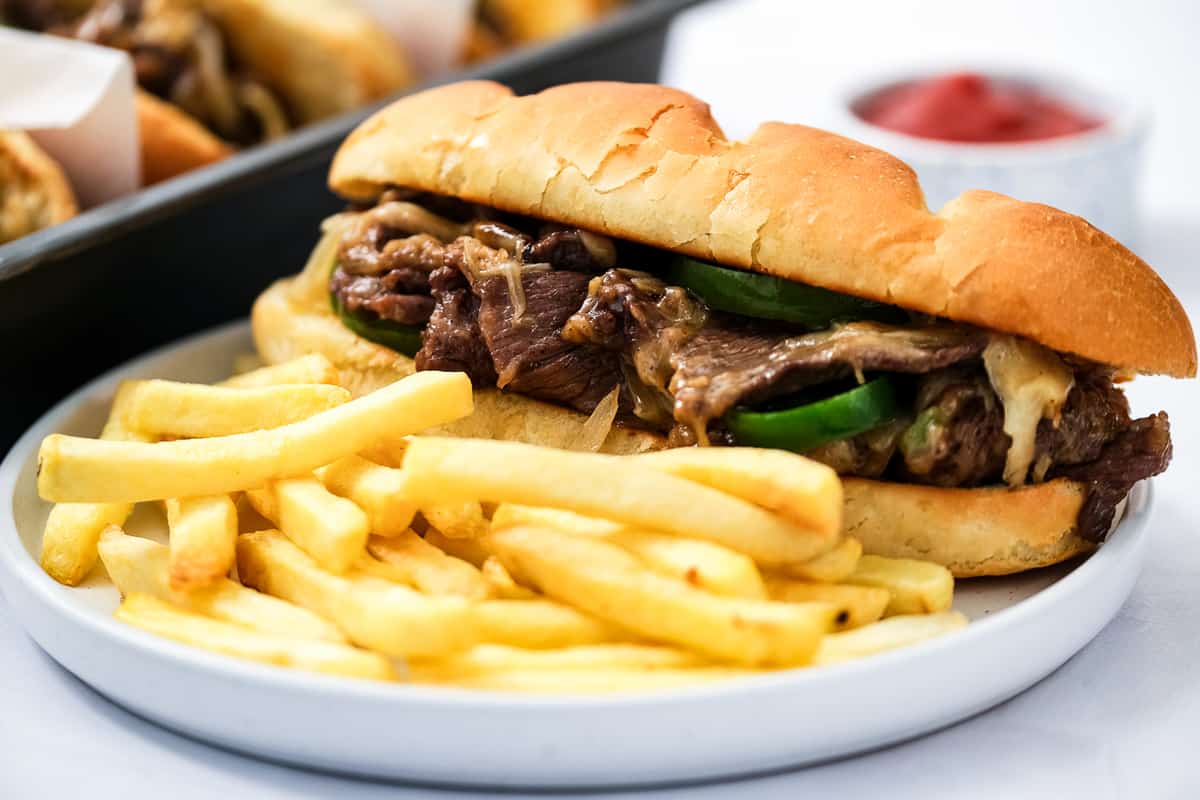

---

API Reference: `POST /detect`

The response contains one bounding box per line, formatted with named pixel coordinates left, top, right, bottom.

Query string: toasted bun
left=201, top=0, right=415, bottom=125
left=136, top=91, right=233, bottom=185
left=330, top=81, right=1195, bottom=378
left=843, top=478, right=1095, bottom=577
left=0, top=131, right=77, bottom=244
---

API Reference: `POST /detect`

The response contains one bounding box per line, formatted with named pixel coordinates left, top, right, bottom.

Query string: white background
left=2, top=1, right=1198, bottom=797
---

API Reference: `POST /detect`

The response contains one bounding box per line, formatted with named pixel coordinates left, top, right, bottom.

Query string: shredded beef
left=564, top=270, right=708, bottom=426
left=340, top=230, right=446, bottom=277
left=475, top=269, right=623, bottom=413
left=524, top=228, right=614, bottom=272
left=899, top=369, right=1009, bottom=486
left=668, top=320, right=987, bottom=437
left=414, top=266, right=496, bottom=384
left=1054, top=412, right=1171, bottom=541
left=329, top=266, right=434, bottom=327
left=1035, top=371, right=1131, bottom=470
left=807, top=419, right=911, bottom=479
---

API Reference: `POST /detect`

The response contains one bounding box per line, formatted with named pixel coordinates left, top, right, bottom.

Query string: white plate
left=0, top=322, right=1151, bottom=790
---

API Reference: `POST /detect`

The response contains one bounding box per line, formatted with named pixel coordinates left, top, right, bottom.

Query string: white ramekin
left=831, top=68, right=1149, bottom=246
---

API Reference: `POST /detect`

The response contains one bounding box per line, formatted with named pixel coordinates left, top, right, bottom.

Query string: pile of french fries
left=36, top=353, right=966, bottom=693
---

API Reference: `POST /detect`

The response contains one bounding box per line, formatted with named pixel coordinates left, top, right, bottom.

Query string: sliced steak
left=1055, top=412, right=1171, bottom=541
left=564, top=270, right=708, bottom=427
left=898, top=368, right=1010, bottom=486
left=669, top=320, right=987, bottom=438
left=1035, top=370, right=1131, bottom=470
left=329, top=266, right=434, bottom=327
left=415, top=266, right=496, bottom=384
left=807, top=418, right=911, bottom=479
left=524, top=228, right=616, bottom=272
left=340, top=229, right=446, bottom=277
left=476, top=269, right=623, bottom=413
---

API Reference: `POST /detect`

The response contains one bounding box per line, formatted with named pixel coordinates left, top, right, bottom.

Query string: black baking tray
left=0, top=0, right=708, bottom=453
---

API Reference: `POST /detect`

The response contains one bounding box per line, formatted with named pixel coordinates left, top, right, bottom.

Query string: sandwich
left=465, top=0, right=621, bottom=62
left=3, top=0, right=414, bottom=183
left=253, top=81, right=1195, bottom=577
left=1, top=129, right=77, bottom=244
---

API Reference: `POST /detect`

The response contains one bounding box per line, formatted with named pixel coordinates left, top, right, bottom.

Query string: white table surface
left=3, top=1, right=1199, bottom=797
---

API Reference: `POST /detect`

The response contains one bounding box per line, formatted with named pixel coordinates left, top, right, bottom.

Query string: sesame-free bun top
left=330, top=81, right=1195, bottom=378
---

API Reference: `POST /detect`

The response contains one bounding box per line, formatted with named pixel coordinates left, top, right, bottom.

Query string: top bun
left=330, top=81, right=1195, bottom=378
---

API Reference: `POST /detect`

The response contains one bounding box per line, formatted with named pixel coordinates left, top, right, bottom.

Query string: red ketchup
left=856, top=72, right=1103, bottom=143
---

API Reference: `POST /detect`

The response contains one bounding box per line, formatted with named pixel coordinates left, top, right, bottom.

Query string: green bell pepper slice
left=725, top=377, right=900, bottom=453
left=663, top=256, right=902, bottom=327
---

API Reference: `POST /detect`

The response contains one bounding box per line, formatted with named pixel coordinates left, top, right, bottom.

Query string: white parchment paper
left=354, top=0, right=476, bottom=78
left=0, top=28, right=139, bottom=207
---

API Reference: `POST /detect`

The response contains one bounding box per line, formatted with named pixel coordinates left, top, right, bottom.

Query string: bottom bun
left=136, top=91, right=232, bottom=185
left=843, top=478, right=1094, bottom=577
left=252, top=274, right=1100, bottom=576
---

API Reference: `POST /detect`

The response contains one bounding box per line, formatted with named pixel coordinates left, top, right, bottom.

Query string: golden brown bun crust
left=251, top=275, right=662, bottom=455
left=0, top=131, right=77, bottom=244
left=843, top=477, right=1095, bottom=577
left=136, top=91, right=232, bottom=185
left=330, top=81, right=1195, bottom=378
left=201, top=0, right=415, bottom=125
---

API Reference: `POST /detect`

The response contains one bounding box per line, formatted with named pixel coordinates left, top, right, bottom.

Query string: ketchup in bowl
left=855, top=72, right=1103, bottom=143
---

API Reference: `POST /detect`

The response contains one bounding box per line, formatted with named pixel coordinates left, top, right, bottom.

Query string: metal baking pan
left=0, top=0, right=708, bottom=453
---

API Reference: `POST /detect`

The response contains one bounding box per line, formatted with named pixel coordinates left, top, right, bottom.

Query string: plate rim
left=0, top=319, right=1152, bottom=710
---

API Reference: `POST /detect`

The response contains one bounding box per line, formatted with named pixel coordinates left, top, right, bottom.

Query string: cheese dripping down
left=983, top=335, right=1075, bottom=487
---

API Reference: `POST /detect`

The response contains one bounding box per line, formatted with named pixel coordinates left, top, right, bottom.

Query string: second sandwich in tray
left=3, top=0, right=415, bottom=183
left=252, top=80, right=1195, bottom=578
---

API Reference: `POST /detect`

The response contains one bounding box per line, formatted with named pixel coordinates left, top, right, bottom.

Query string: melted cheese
left=983, top=335, right=1074, bottom=487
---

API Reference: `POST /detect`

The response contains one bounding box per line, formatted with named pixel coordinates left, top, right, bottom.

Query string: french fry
left=357, top=437, right=408, bottom=469
left=245, top=478, right=369, bottom=574
left=40, top=381, right=147, bottom=585
left=491, top=504, right=767, bottom=600
left=115, top=594, right=395, bottom=680
left=765, top=577, right=889, bottom=630
left=470, top=599, right=627, bottom=648
left=423, top=529, right=493, bottom=567
left=98, top=526, right=345, bottom=642
left=636, top=447, right=842, bottom=537
left=411, top=644, right=705, bottom=680
left=491, top=504, right=623, bottom=537
left=315, top=454, right=415, bottom=537
left=400, top=438, right=834, bottom=566
left=417, top=666, right=759, bottom=693
left=361, top=532, right=491, bottom=599
left=237, top=530, right=476, bottom=657
left=846, top=555, right=955, bottom=616
left=120, top=380, right=351, bottom=438
left=778, top=537, right=862, bottom=583
left=38, top=371, right=474, bottom=503
left=219, top=353, right=340, bottom=389
left=420, top=501, right=490, bottom=539
left=489, top=525, right=833, bottom=665
left=480, top=557, right=536, bottom=599
left=165, top=494, right=238, bottom=590
left=813, top=612, right=969, bottom=665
